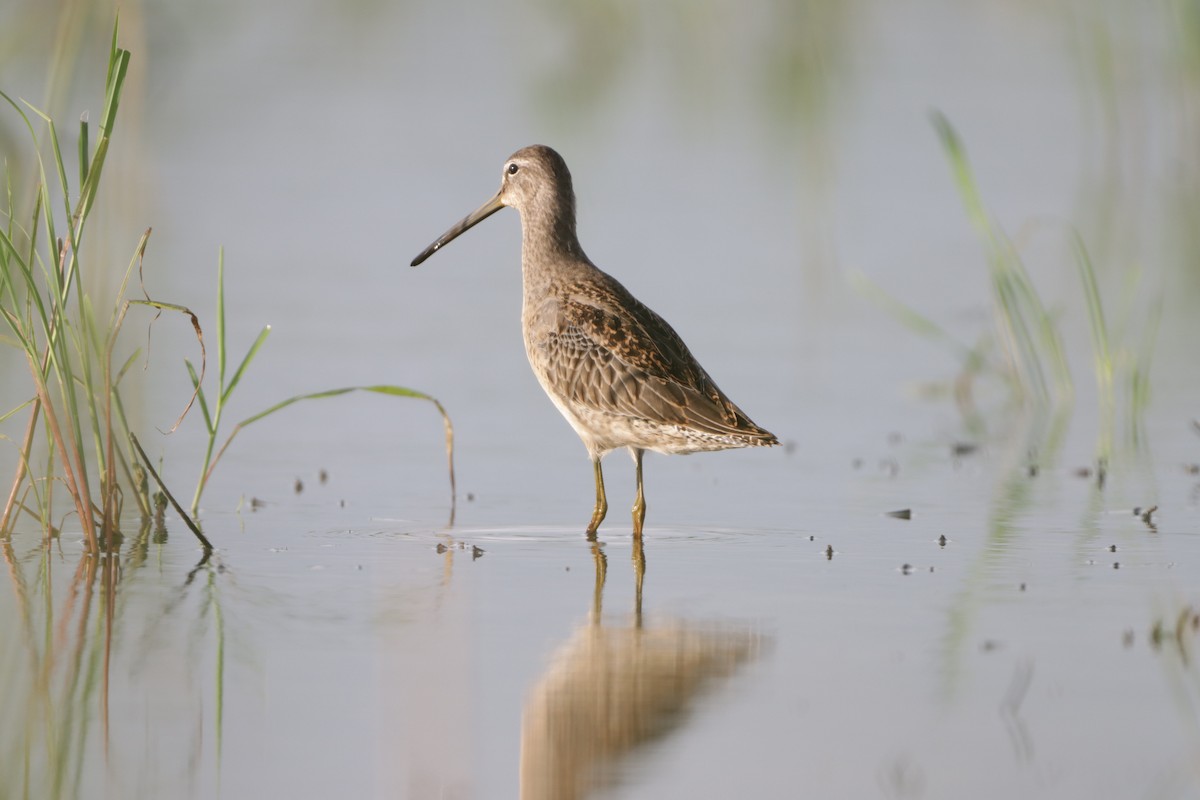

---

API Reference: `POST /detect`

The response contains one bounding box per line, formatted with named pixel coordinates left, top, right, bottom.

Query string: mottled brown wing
left=538, top=282, right=774, bottom=440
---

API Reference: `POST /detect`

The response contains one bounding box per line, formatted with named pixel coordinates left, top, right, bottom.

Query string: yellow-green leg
left=632, top=535, right=645, bottom=623
left=586, top=456, right=608, bottom=536
left=631, top=448, right=646, bottom=538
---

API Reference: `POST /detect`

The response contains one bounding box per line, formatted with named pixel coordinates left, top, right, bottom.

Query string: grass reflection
left=0, top=526, right=225, bottom=798
left=1145, top=600, right=1200, bottom=790
left=937, top=406, right=1071, bottom=697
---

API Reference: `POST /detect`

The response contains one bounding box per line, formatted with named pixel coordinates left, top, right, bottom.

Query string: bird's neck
left=519, top=205, right=587, bottom=294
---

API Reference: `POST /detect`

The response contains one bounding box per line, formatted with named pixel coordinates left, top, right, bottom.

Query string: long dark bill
left=410, top=192, right=506, bottom=266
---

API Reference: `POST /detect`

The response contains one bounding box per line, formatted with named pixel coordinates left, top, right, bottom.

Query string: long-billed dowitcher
left=411, top=145, right=777, bottom=536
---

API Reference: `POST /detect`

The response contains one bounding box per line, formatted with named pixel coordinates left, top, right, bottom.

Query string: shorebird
left=411, top=145, right=777, bottom=537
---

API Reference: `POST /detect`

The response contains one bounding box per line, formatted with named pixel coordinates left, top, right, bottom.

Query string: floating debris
left=319, top=469, right=329, bottom=484
left=879, top=458, right=900, bottom=478
left=886, top=508, right=912, bottom=520
left=1073, top=467, right=1092, bottom=479
left=1184, top=463, right=1200, bottom=475
left=887, top=432, right=904, bottom=445
left=294, top=478, right=304, bottom=494
left=1019, top=582, right=1027, bottom=592
left=981, top=640, right=1002, bottom=652
left=250, top=497, right=266, bottom=510
left=1133, top=505, right=1159, bottom=532
left=1027, top=464, right=1039, bottom=477
left=851, top=457, right=864, bottom=470
left=467, top=492, right=476, bottom=502
left=1122, top=630, right=1134, bottom=648
left=1113, top=562, right=1120, bottom=569
left=952, top=442, right=978, bottom=457
left=783, top=440, right=797, bottom=455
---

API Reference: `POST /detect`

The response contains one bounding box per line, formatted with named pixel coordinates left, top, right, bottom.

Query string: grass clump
left=0, top=19, right=455, bottom=547
left=930, top=111, right=1074, bottom=409
left=0, top=21, right=147, bottom=548
left=856, top=113, right=1160, bottom=466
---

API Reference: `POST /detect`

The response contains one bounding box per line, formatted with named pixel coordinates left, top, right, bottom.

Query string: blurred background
left=2, top=0, right=1196, bottom=500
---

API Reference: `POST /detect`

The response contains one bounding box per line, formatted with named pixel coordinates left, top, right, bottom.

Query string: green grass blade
left=219, top=325, right=270, bottom=407
left=113, top=348, right=140, bottom=388
left=0, top=228, right=38, bottom=340
left=99, top=47, right=129, bottom=138
left=216, top=247, right=226, bottom=393
left=23, top=183, right=42, bottom=295
left=108, top=228, right=150, bottom=331
left=848, top=268, right=971, bottom=357
left=105, top=14, right=121, bottom=93
left=186, top=359, right=213, bottom=433
left=43, top=117, right=74, bottom=252
left=196, top=386, right=456, bottom=515
left=78, top=115, right=89, bottom=190
left=79, top=293, right=106, bottom=475
left=75, top=136, right=109, bottom=231
left=0, top=398, right=36, bottom=425
left=236, top=385, right=444, bottom=427
left=0, top=100, right=62, bottom=349
left=1072, top=235, right=1111, bottom=369
left=930, top=110, right=988, bottom=237
left=73, top=40, right=128, bottom=232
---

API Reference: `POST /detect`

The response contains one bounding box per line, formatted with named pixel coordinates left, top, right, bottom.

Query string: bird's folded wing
left=540, top=295, right=762, bottom=438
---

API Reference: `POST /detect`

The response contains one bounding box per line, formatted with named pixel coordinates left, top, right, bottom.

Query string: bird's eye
left=507, top=163, right=519, bottom=175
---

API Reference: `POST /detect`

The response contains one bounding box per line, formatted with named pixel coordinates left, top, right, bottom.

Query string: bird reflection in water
left=519, top=537, right=764, bottom=799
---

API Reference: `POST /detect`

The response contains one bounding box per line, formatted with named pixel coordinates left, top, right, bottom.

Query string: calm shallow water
left=4, top=453, right=1199, bottom=798
left=3, top=0, right=1200, bottom=798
